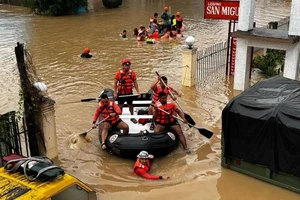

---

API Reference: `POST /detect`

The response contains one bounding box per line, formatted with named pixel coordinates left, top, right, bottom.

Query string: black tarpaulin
left=222, top=76, right=300, bottom=178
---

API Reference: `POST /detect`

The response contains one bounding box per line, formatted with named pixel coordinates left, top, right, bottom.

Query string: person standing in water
left=161, top=7, right=171, bottom=31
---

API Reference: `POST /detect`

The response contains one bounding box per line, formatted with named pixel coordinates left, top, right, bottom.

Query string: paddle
left=157, top=108, right=213, bottom=139
left=155, top=71, right=196, bottom=127
left=79, top=116, right=110, bottom=137
left=81, top=94, right=140, bottom=102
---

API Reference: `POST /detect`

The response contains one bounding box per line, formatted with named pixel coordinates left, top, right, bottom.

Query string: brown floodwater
left=0, top=0, right=299, bottom=199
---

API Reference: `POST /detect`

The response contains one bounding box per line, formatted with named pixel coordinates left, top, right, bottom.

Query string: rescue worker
left=114, top=58, right=140, bottom=124
left=171, top=15, right=176, bottom=31
left=92, top=93, right=129, bottom=150
left=153, top=91, right=190, bottom=153
left=148, top=75, right=181, bottom=130
left=81, top=48, right=92, bottom=58
left=133, top=151, right=170, bottom=180
left=175, top=12, right=183, bottom=32
left=161, top=6, right=171, bottom=31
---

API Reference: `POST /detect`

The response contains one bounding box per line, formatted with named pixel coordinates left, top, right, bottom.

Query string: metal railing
left=196, top=41, right=228, bottom=82
left=0, top=111, right=28, bottom=166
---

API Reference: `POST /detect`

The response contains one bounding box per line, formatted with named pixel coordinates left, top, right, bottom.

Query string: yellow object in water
left=0, top=158, right=97, bottom=200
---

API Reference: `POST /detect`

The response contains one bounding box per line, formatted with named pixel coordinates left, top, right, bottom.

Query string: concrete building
left=233, top=0, right=300, bottom=91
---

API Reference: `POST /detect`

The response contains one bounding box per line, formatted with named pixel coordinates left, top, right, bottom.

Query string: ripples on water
left=0, top=0, right=296, bottom=199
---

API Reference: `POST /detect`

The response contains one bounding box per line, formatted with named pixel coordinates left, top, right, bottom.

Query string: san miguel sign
left=204, top=0, right=240, bottom=20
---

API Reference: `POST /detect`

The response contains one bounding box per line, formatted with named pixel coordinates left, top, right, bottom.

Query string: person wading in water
left=133, top=150, right=170, bottom=180
left=81, top=48, right=92, bottom=58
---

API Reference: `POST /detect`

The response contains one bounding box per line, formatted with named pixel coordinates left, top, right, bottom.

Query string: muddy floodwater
left=1, top=0, right=299, bottom=199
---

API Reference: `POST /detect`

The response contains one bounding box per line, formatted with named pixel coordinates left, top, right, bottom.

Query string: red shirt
left=133, top=159, right=161, bottom=180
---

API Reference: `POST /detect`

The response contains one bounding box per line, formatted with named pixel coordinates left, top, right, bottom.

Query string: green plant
left=102, top=0, right=122, bottom=9
left=253, top=49, right=285, bottom=78
left=22, top=0, right=88, bottom=16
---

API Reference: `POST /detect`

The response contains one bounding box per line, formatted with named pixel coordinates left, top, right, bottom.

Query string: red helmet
left=84, top=48, right=90, bottom=53
left=122, top=58, right=131, bottom=64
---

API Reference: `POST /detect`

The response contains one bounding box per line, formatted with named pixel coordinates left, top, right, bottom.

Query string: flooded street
left=1, top=0, right=299, bottom=199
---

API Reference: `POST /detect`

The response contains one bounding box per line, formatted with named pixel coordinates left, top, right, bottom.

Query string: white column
left=238, top=0, right=255, bottom=31
left=288, top=0, right=300, bottom=36
left=234, top=38, right=252, bottom=90
left=40, top=100, right=58, bottom=159
left=182, top=47, right=197, bottom=87
left=283, top=43, right=300, bottom=80
left=88, top=0, right=95, bottom=12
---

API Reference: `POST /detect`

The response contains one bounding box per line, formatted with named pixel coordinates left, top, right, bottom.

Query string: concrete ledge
left=231, top=28, right=300, bottom=44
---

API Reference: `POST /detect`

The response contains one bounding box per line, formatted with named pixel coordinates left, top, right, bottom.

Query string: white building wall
left=284, top=43, right=300, bottom=79
left=289, top=1, right=300, bottom=36
left=234, top=0, right=300, bottom=91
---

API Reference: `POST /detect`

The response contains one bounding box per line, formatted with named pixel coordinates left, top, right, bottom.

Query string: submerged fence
left=196, top=41, right=228, bottom=82
left=0, top=111, right=28, bottom=167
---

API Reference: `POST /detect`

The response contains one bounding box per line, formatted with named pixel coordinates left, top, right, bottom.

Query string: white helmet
left=137, top=151, right=154, bottom=159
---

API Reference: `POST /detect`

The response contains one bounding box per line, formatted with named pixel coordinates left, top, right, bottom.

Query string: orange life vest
left=152, top=84, right=172, bottom=103
left=117, top=69, right=134, bottom=95
left=98, top=101, right=120, bottom=124
left=155, top=101, right=176, bottom=124
left=133, top=159, right=150, bottom=175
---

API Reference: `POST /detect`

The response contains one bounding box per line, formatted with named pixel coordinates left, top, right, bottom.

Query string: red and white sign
left=230, top=37, right=237, bottom=75
left=204, top=0, right=240, bottom=20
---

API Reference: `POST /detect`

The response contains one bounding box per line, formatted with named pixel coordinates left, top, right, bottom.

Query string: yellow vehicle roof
left=0, top=167, right=93, bottom=200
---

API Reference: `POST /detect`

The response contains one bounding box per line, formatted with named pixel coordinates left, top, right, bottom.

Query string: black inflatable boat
left=97, top=89, right=179, bottom=159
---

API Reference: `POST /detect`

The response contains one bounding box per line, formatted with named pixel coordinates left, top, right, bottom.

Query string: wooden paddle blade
left=197, top=128, right=213, bottom=139
left=81, top=98, right=97, bottom=102
left=184, top=113, right=196, bottom=127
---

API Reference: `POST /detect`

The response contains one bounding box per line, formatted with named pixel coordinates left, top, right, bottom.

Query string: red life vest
left=117, top=69, right=134, bottom=94
left=152, top=83, right=172, bottom=103
left=153, top=32, right=159, bottom=39
left=98, top=101, right=120, bottom=124
left=133, top=159, right=150, bottom=175
left=138, top=117, right=148, bottom=125
left=176, top=16, right=183, bottom=28
left=155, top=101, right=176, bottom=125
